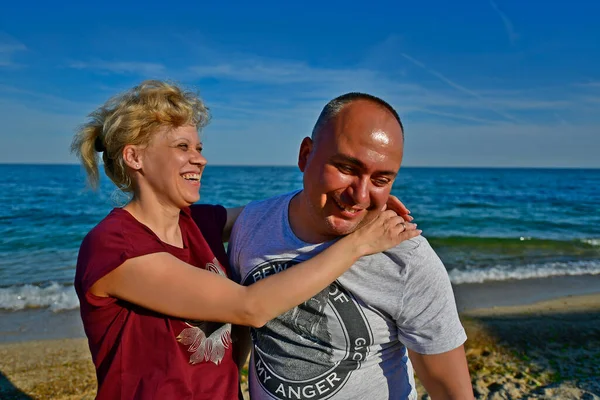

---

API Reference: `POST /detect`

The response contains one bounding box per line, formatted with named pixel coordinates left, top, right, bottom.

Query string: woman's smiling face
left=137, top=125, right=207, bottom=208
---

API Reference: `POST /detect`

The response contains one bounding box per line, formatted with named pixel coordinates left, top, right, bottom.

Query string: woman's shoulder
left=86, top=208, right=139, bottom=240
left=82, top=208, right=157, bottom=255
left=75, top=208, right=147, bottom=295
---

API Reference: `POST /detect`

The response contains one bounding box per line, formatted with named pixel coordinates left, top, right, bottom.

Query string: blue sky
left=1, top=0, right=599, bottom=167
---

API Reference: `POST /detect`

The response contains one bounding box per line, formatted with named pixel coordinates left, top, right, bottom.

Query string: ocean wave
left=2, top=260, right=600, bottom=311
left=430, top=235, right=594, bottom=246
left=449, top=260, right=600, bottom=284
left=0, top=282, right=78, bottom=312
left=581, top=239, right=600, bottom=246
left=428, top=236, right=600, bottom=256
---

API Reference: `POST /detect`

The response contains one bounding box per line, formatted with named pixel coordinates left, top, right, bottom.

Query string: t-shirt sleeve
left=189, top=204, right=227, bottom=239
left=76, top=216, right=167, bottom=296
left=226, top=206, right=245, bottom=284
left=189, top=204, right=229, bottom=275
left=393, top=237, right=467, bottom=355
left=226, top=200, right=262, bottom=284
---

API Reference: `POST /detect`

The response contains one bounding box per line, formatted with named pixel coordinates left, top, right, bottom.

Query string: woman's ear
left=123, top=145, right=143, bottom=170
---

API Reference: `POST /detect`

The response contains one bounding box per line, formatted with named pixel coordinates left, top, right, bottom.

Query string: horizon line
left=0, top=163, right=599, bottom=170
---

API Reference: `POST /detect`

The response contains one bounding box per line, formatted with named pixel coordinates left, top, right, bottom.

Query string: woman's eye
left=178, top=143, right=189, bottom=150
left=196, top=147, right=203, bottom=153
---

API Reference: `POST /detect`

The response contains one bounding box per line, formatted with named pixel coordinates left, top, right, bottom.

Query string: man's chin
left=326, top=218, right=362, bottom=237
left=337, top=213, right=382, bottom=235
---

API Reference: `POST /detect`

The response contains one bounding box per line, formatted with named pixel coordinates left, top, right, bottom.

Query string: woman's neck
left=124, top=197, right=184, bottom=248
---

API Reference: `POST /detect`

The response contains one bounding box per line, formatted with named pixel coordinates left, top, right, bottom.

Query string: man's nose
left=349, top=177, right=370, bottom=206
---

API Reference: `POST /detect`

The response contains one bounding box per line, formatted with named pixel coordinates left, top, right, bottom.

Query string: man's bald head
left=311, top=92, right=404, bottom=146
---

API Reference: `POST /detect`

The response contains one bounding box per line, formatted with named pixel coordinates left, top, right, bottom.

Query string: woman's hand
left=385, top=195, right=413, bottom=222
left=348, top=210, right=421, bottom=257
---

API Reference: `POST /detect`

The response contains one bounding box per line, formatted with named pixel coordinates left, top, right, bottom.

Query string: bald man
left=229, top=93, right=473, bottom=400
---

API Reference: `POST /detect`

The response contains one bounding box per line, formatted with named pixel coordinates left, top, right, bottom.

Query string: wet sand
left=455, top=293, right=600, bottom=399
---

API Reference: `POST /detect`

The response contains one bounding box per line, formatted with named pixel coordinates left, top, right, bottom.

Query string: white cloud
left=575, top=81, right=600, bottom=88
left=0, top=84, right=97, bottom=112
left=68, top=60, right=166, bottom=76
left=182, top=48, right=600, bottom=133
left=0, top=98, right=82, bottom=163
left=189, top=60, right=378, bottom=86
left=0, top=33, right=27, bottom=67
left=1, top=35, right=599, bottom=167
left=489, top=0, right=519, bottom=45
left=403, top=121, right=599, bottom=168
left=400, top=53, right=520, bottom=122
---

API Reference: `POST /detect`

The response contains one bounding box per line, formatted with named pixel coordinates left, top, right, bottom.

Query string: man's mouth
left=332, top=198, right=363, bottom=215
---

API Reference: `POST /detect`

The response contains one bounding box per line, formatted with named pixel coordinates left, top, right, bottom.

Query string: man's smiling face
left=297, top=100, right=404, bottom=242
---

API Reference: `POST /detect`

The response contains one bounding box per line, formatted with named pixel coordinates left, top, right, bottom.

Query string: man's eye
left=373, top=178, right=390, bottom=187
left=338, top=165, right=353, bottom=174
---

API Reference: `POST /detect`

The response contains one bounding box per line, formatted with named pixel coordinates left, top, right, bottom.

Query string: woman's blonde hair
left=71, top=80, right=210, bottom=191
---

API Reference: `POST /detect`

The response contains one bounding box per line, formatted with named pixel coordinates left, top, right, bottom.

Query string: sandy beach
left=1, top=281, right=599, bottom=399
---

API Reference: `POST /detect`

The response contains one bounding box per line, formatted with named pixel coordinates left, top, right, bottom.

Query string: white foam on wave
left=449, top=260, right=600, bottom=284
left=581, top=239, right=600, bottom=246
left=3, top=260, right=600, bottom=311
left=0, top=282, right=79, bottom=312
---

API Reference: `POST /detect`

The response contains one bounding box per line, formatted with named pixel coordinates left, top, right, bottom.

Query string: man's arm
left=392, top=237, right=472, bottom=399
left=409, top=346, right=474, bottom=400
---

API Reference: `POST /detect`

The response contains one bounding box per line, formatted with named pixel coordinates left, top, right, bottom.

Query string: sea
left=1, top=164, right=599, bottom=314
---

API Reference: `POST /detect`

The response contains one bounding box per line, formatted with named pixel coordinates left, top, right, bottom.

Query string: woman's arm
left=222, top=195, right=411, bottom=242
left=223, top=206, right=245, bottom=242
left=91, top=210, right=420, bottom=327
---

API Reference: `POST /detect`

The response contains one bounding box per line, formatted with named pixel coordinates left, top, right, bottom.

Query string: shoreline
left=3, top=274, right=600, bottom=345
left=453, top=273, right=600, bottom=312
left=1, top=276, right=599, bottom=399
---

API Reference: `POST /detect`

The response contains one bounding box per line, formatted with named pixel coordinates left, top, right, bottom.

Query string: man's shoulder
left=231, top=191, right=299, bottom=246
left=383, top=235, right=432, bottom=257
left=377, top=235, right=443, bottom=270
left=238, top=190, right=298, bottom=223
left=353, top=235, right=430, bottom=272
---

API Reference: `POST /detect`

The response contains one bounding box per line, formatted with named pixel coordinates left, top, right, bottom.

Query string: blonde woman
left=71, top=80, right=419, bottom=400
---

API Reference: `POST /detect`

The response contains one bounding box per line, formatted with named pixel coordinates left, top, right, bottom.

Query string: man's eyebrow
left=331, top=154, right=398, bottom=176
left=331, top=154, right=364, bottom=168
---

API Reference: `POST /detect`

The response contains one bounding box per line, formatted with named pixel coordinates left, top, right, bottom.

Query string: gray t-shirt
left=229, top=191, right=467, bottom=400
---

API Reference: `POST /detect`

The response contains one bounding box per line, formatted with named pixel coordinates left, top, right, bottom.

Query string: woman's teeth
left=182, top=173, right=200, bottom=181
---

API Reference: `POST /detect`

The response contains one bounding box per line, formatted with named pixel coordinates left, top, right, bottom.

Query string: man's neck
left=288, top=191, right=332, bottom=244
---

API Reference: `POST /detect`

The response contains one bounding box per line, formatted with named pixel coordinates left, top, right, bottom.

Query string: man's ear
left=297, top=137, right=313, bottom=172
left=123, top=144, right=143, bottom=170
